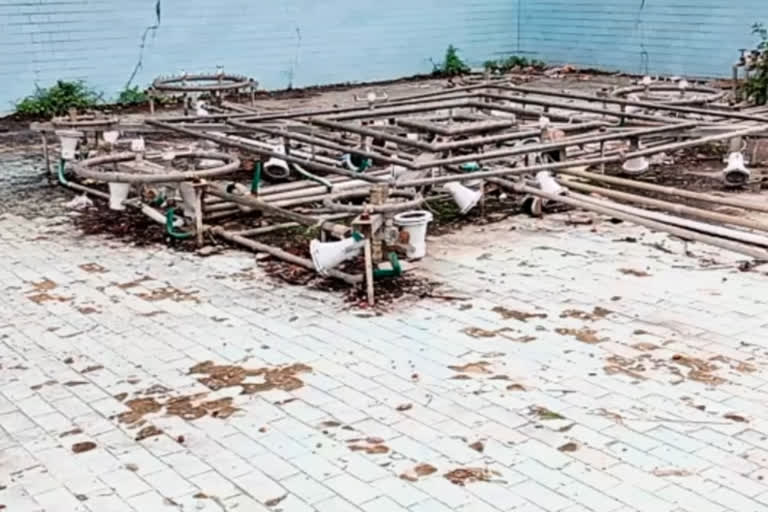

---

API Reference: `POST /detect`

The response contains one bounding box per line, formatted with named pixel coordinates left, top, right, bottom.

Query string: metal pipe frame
left=490, top=84, right=768, bottom=124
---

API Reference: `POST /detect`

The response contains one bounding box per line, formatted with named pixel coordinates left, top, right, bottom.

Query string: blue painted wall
left=1, top=0, right=766, bottom=112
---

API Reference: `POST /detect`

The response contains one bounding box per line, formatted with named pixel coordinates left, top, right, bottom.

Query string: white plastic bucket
left=394, top=210, right=433, bottom=260
left=108, top=182, right=131, bottom=211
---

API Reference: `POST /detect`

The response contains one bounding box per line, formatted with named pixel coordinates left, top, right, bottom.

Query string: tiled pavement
left=2, top=209, right=768, bottom=512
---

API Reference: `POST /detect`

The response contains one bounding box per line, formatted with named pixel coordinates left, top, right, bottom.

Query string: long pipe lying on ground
left=562, top=179, right=768, bottom=232
left=570, top=191, right=768, bottom=248
left=487, top=177, right=768, bottom=260
left=558, top=167, right=768, bottom=213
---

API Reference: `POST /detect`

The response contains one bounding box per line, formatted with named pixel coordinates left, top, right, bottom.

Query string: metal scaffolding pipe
left=571, top=192, right=768, bottom=248
left=489, top=177, right=768, bottom=260
left=480, top=92, right=686, bottom=124
left=206, top=185, right=351, bottom=237
left=413, top=122, right=697, bottom=169
left=228, top=120, right=414, bottom=168
left=559, top=168, right=768, bottom=213
left=146, top=120, right=390, bottom=182
left=492, top=84, right=768, bottom=123
left=562, top=179, right=768, bottom=233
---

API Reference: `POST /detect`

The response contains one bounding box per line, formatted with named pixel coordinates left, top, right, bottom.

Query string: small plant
left=745, top=23, right=768, bottom=105
left=484, top=55, right=547, bottom=75
left=117, top=85, right=147, bottom=105
left=432, top=45, right=470, bottom=76
left=15, top=80, right=102, bottom=116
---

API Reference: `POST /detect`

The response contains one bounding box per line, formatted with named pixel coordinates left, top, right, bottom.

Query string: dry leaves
left=560, top=307, right=611, bottom=321
left=555, top=327, right=601, bottom=344
left=189, top=361, right=312, bottom=394
left=71, top=442, right=96, bottom=454
left=619, top=268, right=651, bottom=277
left=448, top=361, right=492, bottom=374
left=492, top=306, right=547, bottom=322
left=444, top=467, right=498, bottom=486
left=400, top=463, right=438, bottom=481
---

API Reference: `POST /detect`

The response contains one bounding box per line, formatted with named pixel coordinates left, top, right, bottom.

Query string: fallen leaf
left=469, top=441, right=485, bottom=453
left=414, top=463, right=438, bottom=477
left=71, top=442, right=96, bottom=454
left=492, top=306, right=548, bottom=322
left=506, top=383, right=526, bottom=391
left=265, top=495, right=287, bottom=507
left=558, top=442, right=579, bottom=452
left=619, top=268, right=650, bottom=277
left=396, top=404, right=413, bottom=412
left=724, top=413, right=748, bottom=423
left=448, top=361, right=492, bottom=374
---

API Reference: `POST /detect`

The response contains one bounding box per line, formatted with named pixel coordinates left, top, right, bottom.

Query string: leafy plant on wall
left=746, top=23, right=768, bottom=105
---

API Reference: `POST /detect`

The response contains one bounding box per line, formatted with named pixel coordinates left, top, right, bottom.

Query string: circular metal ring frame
left=609, top=84, right=727, bottom=105
left=52, top=115, right=119, bottom=129
left=74, top=150, right=241, bottom=184
left=323, top=190, right=424, bottom=213
left=152, top=73, right=254, bottom=93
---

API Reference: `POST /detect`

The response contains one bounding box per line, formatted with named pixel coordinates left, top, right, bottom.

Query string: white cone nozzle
left=538, top=115, right=551, bottom=129
left=678, top=79, right=690, bottom=91
left=130, top=137, right=145, bottom=152
left=444, top=182, right=483, bottom=215
left=536, top=171, right=566, bottom=197
left=264, top=144, right=290, bottom=179
left=195, top=100, right=209, bottom=117
left=310, top=234, right=364, bottom=276
left=102, top=130, right=119, bottom=144
left=621, top=156, right=650, bottom=175
left=641, top=76, right=653, bottom=86
left=108, top=182, right=131, bottom=211
left=722, top=151, right=751, bottom=185
left=56, top=129, right=83, bottom=160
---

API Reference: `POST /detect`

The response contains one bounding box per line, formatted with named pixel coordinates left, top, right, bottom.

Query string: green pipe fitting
left=165, top=208, right=193, bottom=239
left=57, top=159, right=69, bottom=185
left=251, top=161, right=262, bottom=193
left=373, top=252, right=402, bottom=279
left=460, top=162, right=481, bottom=172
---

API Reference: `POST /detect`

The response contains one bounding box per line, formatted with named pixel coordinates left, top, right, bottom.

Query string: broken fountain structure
left=30, top=70, right=768, bottom=305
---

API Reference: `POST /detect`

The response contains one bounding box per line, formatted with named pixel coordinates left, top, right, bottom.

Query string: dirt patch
left=560, top=307, right=611, bottom=321
left=448, top=361, right=492, bottom=374
left=444, top=467, right=497, bottom=486
left=555, top=327, right=602, bottom=344
left=347, top=438, right=390, bottom=455
left=400, top=463, right=438, bottom=481
left=135, top=425, right=163, bottom=441
left=137, top=286, right=200, bottom=304
left=73, top=207, right=197, bottom=250
left=79, top=263, right=107, bottom=273
left=618, top=268, right=651, bottom=277
left=189, top=361, right=312, bottom=394
left=492, top=306, right=547, bottom=322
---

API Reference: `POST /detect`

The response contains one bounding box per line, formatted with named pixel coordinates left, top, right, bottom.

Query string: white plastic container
left=108, top=182, right=131, bottom=211
left=394, top=210, right=433, bottom=260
